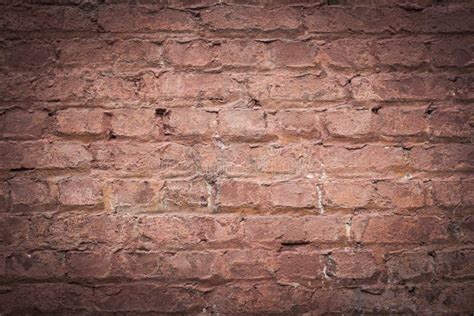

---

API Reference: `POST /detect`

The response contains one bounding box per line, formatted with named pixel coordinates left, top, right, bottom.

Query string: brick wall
left=0, top=0, right=473, bottom=314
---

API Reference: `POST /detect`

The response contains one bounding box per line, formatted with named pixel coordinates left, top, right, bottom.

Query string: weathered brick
left=55, top=108, right=108, bottom=135
left=66, top=251, right=112, bottom=279
left=165, top=108, right=217, bottom=137
left=6, top=251, right=66, bottom=279
left=58, top=177, right=102, bottom=206
left=352, top=215, right=450, bottom=244
left=98, top=6, right=198, bottom=32
left=243, top=215, right=348, bottom=245
left=269, top=41, right=318, bottom=67
left=322, top=180, right=374, bottom=209
left=163, top=40, right=216, bottom=67
left=218, top=108, right=266, bottom=139
left=110, top=109, right=159, bottom=138
left=267, top=110, right=322, bottom=139
left=0, top=109, right=48, bottom=139
left=328, top=251, right=378, bottom=279
left=386, top=251, right=434, bottom=282
left=429, top=105, right=473, bottom=138
left=434, top=249, right=474, bottom=279
left=374, top=180, right=428, bottom=209
left=9, top=175, right=55, bottom=205
left=321, top=145, right=405, bottom=175
left=409, top=144, right=474, bottom=171
left=0, top=41, right=55, bottom=69
left=0, top=141, right=92, bottom=170
left=201, top=6, right=301, bottom=31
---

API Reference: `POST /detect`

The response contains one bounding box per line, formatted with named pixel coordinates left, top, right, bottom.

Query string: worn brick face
left=0, top=1, right=472, bottom=314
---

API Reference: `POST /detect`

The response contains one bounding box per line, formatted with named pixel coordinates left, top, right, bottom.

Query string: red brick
left=352, top=73, right=471, bottom=101
left=6, top=251, right=66, bottom=279
left=163, top=40, right=216, bottom=67
left=321, top=145, right=405, bottom=175
left=0, top=41, right=55, bottom=69
left=218, top=109, right=266, bottom=139
left=142, top=72, right=243, bottom=100
left=217, top=249, right=273, bottom=280
left=429, top=105, right=473, bottom=138
left=267, top=110, right=322, bottom=139
left=316, top=39, right=376, bottom=68
left=374, top=38, right=430, bottom=67
left=110, top=109, right=159, bottom=138
left=269, top=181, right=316, bottom=209
left=324, top=109, right=374, bottom=138
left=91, top=142, right=196, bottom=177
left=58, top=177, right=102, bottom=206
left=409, top=144, right=474, bottom=171
left=431, top=179, right=463, bottom=207
left=201, top=6, right=301, bottom=31
left=328, top=251, right=378, bottom=279
left=386, top=251, right=434, bottom=282
left=243, top=215, right=348, bottom=245
left=9, top=175, right=55, bottom=205
left=0, top=141, right=92, bottom=170
left=276, top=252, right=322, bottom=282
left=125, top=215, right=242, bottom=251
left=59, top=39, right=161, bottom=67
left=107, top=179, right=162, bottom=212
left=55, top=108, right=108, bottom=135
left=165, top=108, right=217, bottom=137
left=434, top=249, right=474, bottom=279
left=0, top=6, right=96, bottom=31
left=66, top=251, right=111, bottom=279
left=0, top=215, right=30, bottom=248
left=219, top=180, right=268, bottom=209
left=376, top=106, right=428, bottom=136
left=98, top=6, right=198, bottom=32
left=0, top=109, right=48, bottom=139
left=322, top=180, right=374, bottom=209
left=269, top=41, right=318, bottom=67
left=220, top=144, right=307, bottom=176
left=248, top=72, right=348, bottom=101
left=352, top=215, right=450, bottom=244
left=374, top=180, right=428, bottom=209
left=217, top=40, right=269, bottom=67
left=431, top=36, right=474, bottom=67
left=159, top=179, right=210, bottom=212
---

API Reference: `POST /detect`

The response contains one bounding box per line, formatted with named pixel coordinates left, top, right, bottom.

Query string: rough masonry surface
left=0, top=0, right=473, bottom=314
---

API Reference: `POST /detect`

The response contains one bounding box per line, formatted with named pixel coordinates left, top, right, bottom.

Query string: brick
left=163, top=40, right=216, bottom=67
left=0, top=215, right=30, bottom=248
left=0, top=41, right=55, bottom=69
left=58, top=177, right=102, bottom=206
left=217, top=249, right=273, bottom=279
left=328, top=251, right=377, bottom=279
left=110, top=109, right=159, bottom=138
left=0, top=6, right=96, bottom=31
left=159, top=179, right=210, bottom=212
left=269, top=41, right=318, bottom=67
left=275, top=252, right=322, bottom=281
left=374, top=38, right=430, bottom=67
left=107, top=179, right=162, bottom=212
left=66, top=251, right=111, bottom=279
left=352, top=215, right=450, bottom=244
left=217, top=40, right=269, bottom=67
left=376, top=106, right=428, bottom=136
left=248, top=72, right=348, bottom=101
left=142, top=72, right=243, bottom=100
left=322, top=180, right=374, bottom=209
left=9, top=175, right=55, bottom=205
left=243, top=215, right=348, bottom=245
left=409, top=144, right=474, bottom=171
left=219, top=180, right=268, bottom=209
left=165, top=108, right=217, bottom=137
left=0, top=141, right=92, bottom=170
left=98, top=6, right=198, bottom=32
left=374, top=180, right=428, bottom=209
left=0, top=109, right=48, bottom=139
left=267, top=110, right=322, bottom=138
left=431, top=179, right=463, bottom=207
left=429, top=105, right=473, bottom=138
left=218, top=109, right=266, bottom=139
left=6, top=251, right=66, bottom=279
left=55, top=108, right=108, bottom=135
left=91, top=142, right=196, bottom=177
left=220, top=144, right=307, bottom=176
left=352, top=73, right=471, bottom=101
left=59, top=39, right=161, bottom=67
left=324, top=109, right=374, bottom=138
left=125, top=215, right=241, bottom=251
left=316, top=39, right=377, bottom=68
left=431, top=36, right=474, bottom=67
left=269, top=181, right=316, bottom=209
left=434, top=249, right=474, bottom=279
left=201, top=6, right=301, bottom=31
left=386, top=252, right=434, bottom=282
left=321, top=145, right=405, bottom=175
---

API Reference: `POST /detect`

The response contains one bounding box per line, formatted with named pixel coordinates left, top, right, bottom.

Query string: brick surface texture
left=0, top=0, right=473, bottom=314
